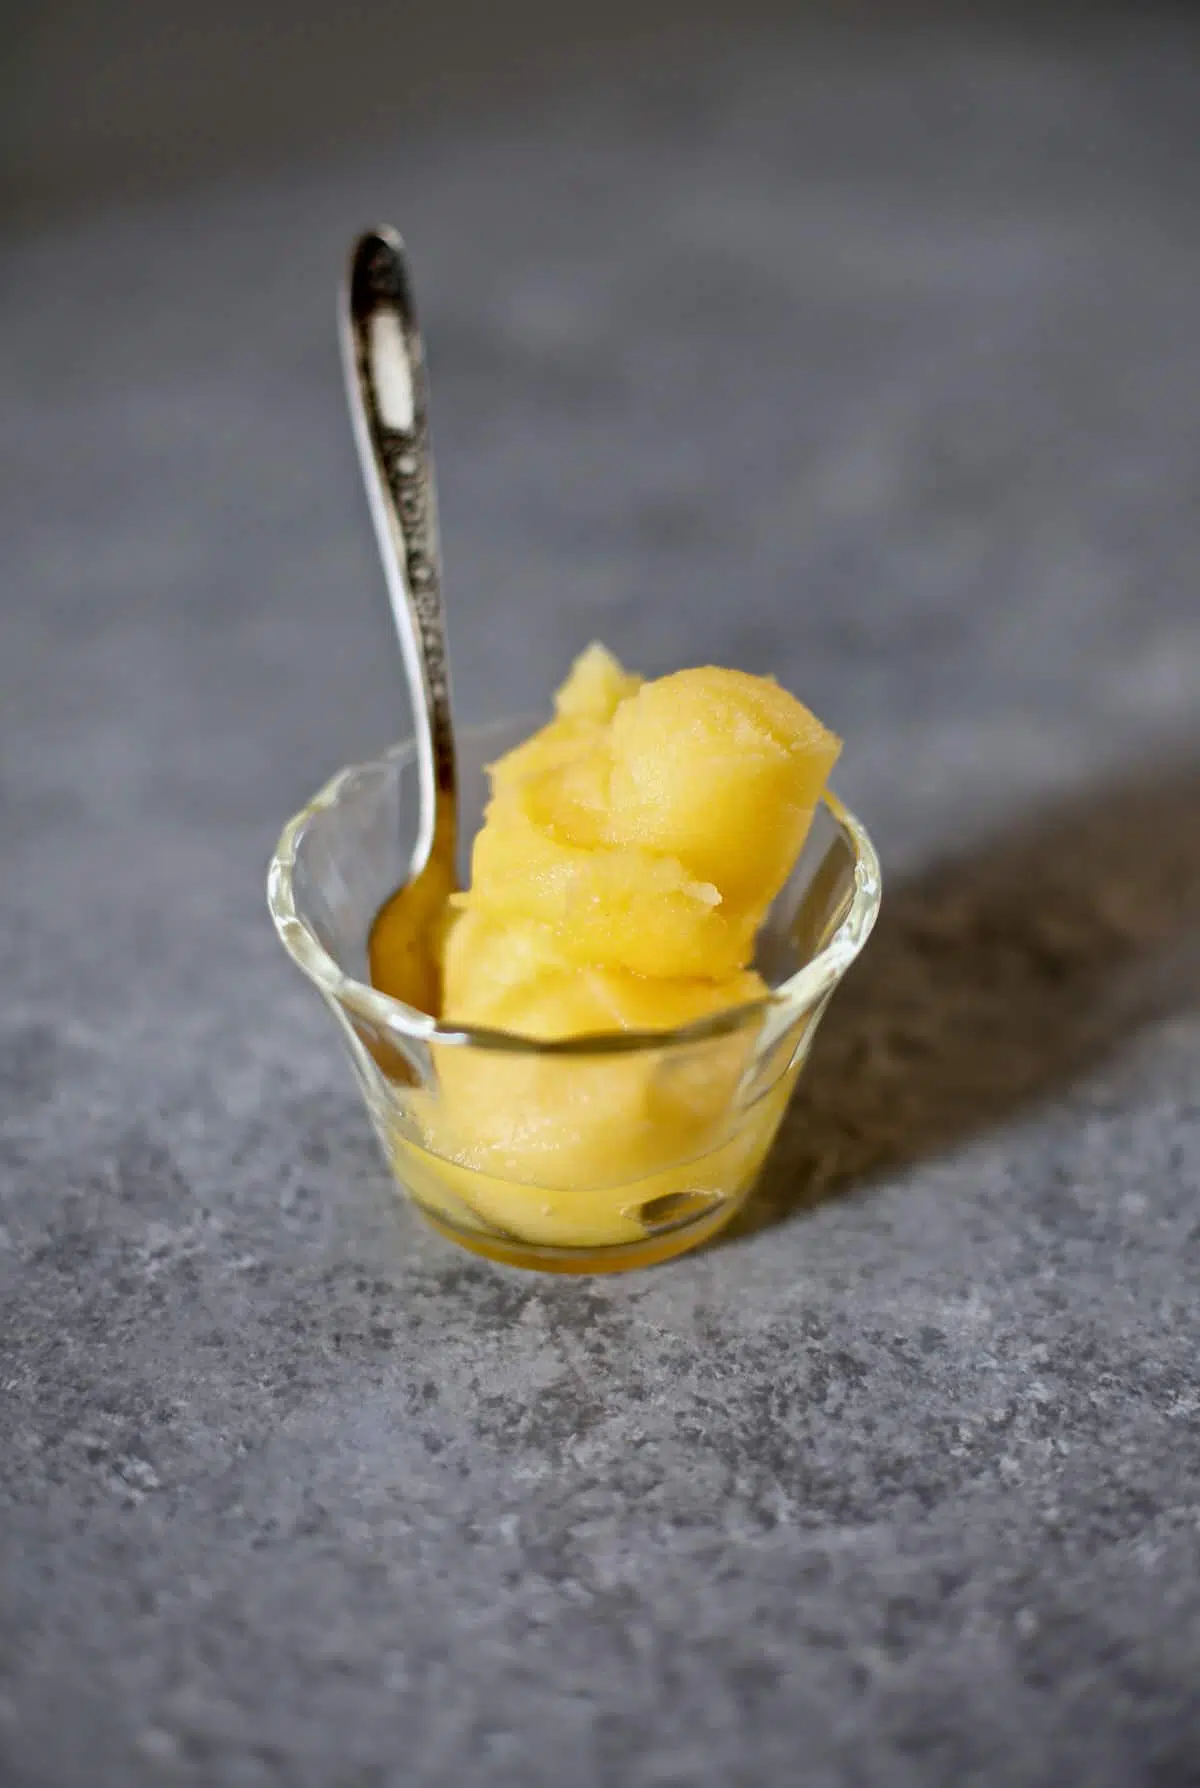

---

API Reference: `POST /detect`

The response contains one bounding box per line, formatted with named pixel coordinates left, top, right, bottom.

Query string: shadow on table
left=727, top=747, right=1200, bottom=1241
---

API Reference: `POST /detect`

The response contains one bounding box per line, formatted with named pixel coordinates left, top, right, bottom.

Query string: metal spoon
left=342, top=226, right=457, bottom=1012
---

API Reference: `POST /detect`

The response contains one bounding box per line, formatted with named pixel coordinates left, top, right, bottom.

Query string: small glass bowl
left=267, top=719, right=881, bottom=1274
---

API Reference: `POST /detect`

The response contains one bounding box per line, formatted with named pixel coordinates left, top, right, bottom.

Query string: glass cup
left=268, top=719, right=881, bottom=1274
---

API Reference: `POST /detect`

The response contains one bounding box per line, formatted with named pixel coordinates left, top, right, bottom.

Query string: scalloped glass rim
left=267, top=731, right=882, bottom=1056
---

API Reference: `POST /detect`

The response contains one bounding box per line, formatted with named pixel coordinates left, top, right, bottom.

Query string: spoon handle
left=341, top=226, right=456, bottom=871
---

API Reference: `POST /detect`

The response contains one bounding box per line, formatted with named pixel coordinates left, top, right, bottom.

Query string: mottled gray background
left=3, top=3, right=1200, bottom=1784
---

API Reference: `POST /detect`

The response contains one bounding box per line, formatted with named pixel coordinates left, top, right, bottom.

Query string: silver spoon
left=342, top=226, right=457, bottom=1010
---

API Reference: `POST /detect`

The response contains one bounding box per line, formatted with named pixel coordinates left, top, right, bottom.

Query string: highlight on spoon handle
left=341, top=226, right=456, bottom=868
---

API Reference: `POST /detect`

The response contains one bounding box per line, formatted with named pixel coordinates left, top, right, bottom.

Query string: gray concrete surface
left=3, top=6, right=1200, bottom=1784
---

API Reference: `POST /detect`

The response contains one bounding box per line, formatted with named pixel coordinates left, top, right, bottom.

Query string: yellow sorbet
left=370, top=644, right=841, bottom=1257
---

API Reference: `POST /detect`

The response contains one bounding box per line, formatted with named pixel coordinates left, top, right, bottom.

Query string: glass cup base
left=414, top=1190, right=747, bottom=1275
